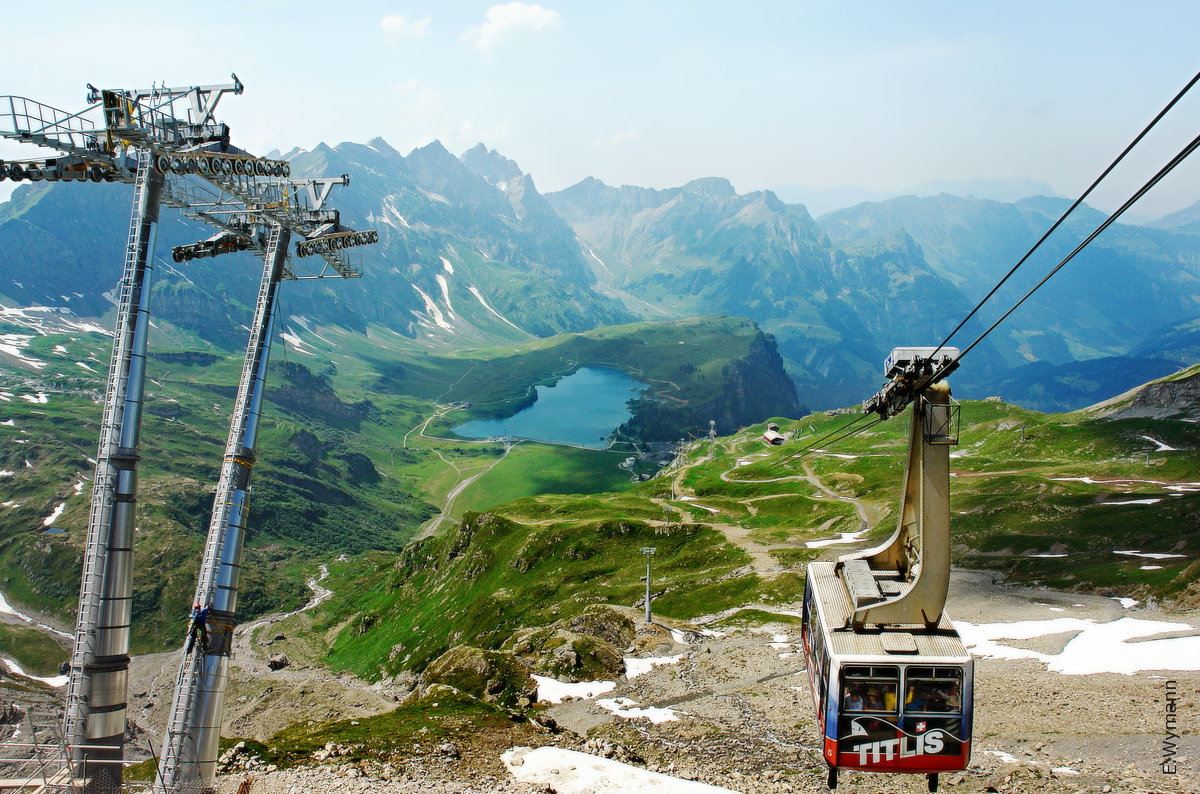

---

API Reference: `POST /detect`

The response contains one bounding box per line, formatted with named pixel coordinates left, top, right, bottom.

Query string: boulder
left=420, top=646, right=536, bottom=709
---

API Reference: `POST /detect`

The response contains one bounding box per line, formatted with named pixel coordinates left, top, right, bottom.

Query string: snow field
left=955, top=615, right=1200, bottom=674
left=503, top=746, right=740, bottom=793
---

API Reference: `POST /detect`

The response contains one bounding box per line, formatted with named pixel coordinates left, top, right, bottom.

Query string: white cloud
left=381, top=14, right=431, bottom=42
left=595, top=127, right=639, bottom=148
left=465, top=3, right=562, bottom=59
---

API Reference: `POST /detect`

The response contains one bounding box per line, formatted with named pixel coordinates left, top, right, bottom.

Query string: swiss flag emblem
left=916, top=721, right=927, bottom=733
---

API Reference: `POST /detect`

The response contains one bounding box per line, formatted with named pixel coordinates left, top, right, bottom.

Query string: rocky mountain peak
left=680, top=177, right=736, bottom=199
left=366, top=137, right=401, bottom=157
left=460, top=143, right=524, bottom=185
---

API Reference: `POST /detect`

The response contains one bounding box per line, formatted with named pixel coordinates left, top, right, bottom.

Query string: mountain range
left=1, top=137, right=1198, bottom=413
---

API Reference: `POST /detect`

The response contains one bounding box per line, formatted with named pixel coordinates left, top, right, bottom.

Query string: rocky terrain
left=3, top=565, right=1196, bottom=793
left=183, top=571, right=1200, bottom=793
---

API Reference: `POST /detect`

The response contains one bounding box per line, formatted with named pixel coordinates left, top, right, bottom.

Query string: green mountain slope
left=0, top=311, right=798, bottom=652
left=310, top=386, right=1200, bottom=682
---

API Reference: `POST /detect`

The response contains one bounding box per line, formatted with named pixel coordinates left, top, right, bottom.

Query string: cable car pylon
left=0, top=77, right=375, bottom=793
left=153, top=224, right=290, bottom=793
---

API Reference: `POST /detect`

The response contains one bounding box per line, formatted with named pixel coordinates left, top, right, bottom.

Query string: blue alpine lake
left=453, top=367, right=644, bottom=448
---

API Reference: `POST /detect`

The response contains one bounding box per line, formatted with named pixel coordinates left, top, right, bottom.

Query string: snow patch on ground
left=279, top=330, right=315, bottom=355
left=955, top=616, right=1200, bottom=674
left=0, top=589, right=71, bottom=639
left=439, top=256, right=454, bottom=274
left=624, top=655, right=683, bottom=678
left=467, top=286, right=524, bottom=332
left=806, top=528, right=870, bottom=548
left=435, top=273, right=456, bottom=319
left=1139, top=435, right=1176, bottom=451
left=412, top=284, right=454, bottom=331
left=1114, top=550, right=1186, bottom=559
left=596, top=697, right=685, bottom=724
left=42, top=502, right=65, bottom=527
left=503, top=746, right=739, bottom=793
left=1, top=657, right=67, bottom=688
left=985, top=749, right=1020, bottom=764
left=533, top=675, right=616, bottom=704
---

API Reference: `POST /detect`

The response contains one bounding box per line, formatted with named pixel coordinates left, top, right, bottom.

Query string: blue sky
left=3, top=1, right=1198, bottom=217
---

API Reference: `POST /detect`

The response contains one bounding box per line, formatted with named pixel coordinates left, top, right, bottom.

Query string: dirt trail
left=655, top=444, right=878, bottom=576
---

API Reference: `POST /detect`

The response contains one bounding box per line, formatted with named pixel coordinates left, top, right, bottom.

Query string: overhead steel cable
left=928, top=128, right=1200, bottom=385
left=771, top=413, right=884, bottom=469
left=930, top=69, right=1200, bottom=361
left=771, top=413, right=870, bottom=468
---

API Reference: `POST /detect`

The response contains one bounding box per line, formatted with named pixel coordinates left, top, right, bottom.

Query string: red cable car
left=800, top=351, right=972, bottom=791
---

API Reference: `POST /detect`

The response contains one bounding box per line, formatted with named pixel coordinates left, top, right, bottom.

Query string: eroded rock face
left=503, top=604, right=686, bottom=681
left=1119, top=370, right=1200, bottom=419
left=505, top=626, right=625, bottom=681
left=419, top=646, right=536, bottom=708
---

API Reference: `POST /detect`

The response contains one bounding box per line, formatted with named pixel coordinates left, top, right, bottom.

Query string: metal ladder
left=155, top=225, right=286, bottom=794
left=63, top=147, right=153, bottom=750
left=194, top=224, right=283, bottom=600
left=154, top=647, right=204, bottom=792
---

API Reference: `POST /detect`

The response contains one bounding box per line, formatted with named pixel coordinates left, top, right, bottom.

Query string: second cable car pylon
left=801, top=347, right=973, bottom=792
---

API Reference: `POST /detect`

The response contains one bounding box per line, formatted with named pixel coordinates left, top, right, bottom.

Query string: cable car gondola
left=800, top=349, right=972, bottom=792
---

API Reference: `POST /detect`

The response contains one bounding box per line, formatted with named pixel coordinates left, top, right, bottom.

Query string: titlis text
left=1162, top=679, right=1179, bottom=774
left=854, top=730, right=945, bottom=765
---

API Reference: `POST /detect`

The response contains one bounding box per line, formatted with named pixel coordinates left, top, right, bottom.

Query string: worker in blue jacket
left=186, top=603, right=210, bottom=654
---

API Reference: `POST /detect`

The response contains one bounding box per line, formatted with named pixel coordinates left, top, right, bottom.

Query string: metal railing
left=0, top=96, right=105, bottom=155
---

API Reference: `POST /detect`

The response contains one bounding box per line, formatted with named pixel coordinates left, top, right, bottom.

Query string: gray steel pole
left=640, top=547, right=656, bottom=623
left=64, top=148, right=162, bottom=793
left=155, top=225, right=289, bottom=794
left=645, top=555, right=652, bottom=623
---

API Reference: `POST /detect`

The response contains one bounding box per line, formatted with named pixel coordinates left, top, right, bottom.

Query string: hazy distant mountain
left=818, top=193, right=1200, bottom=371
left=0, top=138, right=632, bottom=349
left=547, top=177, right=995, bottom=407
left=286, top=138, right=632, bottom=340
left=3, top=141, right=1197, bottom=412
left=774, top=178, right=1058, bottom=217
left=1149, top=199, right=1200, bottom=233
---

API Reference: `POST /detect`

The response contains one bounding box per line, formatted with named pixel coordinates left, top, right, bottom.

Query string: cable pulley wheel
left=156, top=155, right=171, bottom=174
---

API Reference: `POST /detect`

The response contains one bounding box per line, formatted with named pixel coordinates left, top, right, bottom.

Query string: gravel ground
left=199, top=569, right=1200, bottom=793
